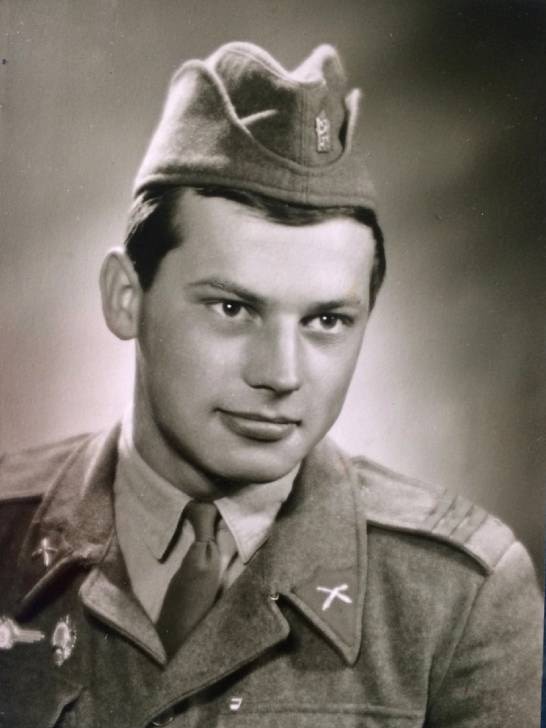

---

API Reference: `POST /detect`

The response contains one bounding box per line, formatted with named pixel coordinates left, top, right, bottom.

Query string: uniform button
left=150, top=710, right=175, bottom=726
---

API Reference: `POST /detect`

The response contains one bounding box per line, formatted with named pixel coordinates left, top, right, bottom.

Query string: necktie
left=156, top=501, right=221, bottom=657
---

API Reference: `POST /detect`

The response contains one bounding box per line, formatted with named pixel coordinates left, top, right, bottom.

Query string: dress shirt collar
left=117, top=413, right=298, bottom=564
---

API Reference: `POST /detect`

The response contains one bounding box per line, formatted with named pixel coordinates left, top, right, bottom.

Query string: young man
left=0, top=42, right=542, bottom=727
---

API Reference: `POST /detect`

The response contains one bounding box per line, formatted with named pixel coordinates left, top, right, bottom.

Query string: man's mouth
left=218, top=409, right=301, bottom=442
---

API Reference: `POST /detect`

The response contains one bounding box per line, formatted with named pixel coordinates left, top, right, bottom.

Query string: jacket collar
left=261, top=436, right=367, bottom=665
left=15, top=425, right=367, bottom=668
left=15, top=426, right=120, bottom=617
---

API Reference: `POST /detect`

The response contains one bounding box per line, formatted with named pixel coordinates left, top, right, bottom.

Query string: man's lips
left=218, top=409, right=301, bottom=441
left=221, top=410, right=301, bottom=425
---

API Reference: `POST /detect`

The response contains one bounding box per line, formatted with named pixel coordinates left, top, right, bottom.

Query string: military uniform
left=0, top=426, right=542, bottom=727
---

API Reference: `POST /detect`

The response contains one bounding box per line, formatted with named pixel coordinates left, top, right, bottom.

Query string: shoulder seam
left=353, top=456, right=516, bottom=574
left=366, top=518, right=513, bottom=575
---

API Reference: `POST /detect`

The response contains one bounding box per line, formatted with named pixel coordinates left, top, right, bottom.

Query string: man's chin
left=202, top=425, right=310, bottom=484
left=209, top=452, right=302, bottom=486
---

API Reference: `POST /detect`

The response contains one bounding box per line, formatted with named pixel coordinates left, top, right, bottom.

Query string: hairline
left=124, top=184, right=386, bottom=308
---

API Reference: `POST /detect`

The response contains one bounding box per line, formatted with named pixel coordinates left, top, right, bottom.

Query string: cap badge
left=51, top=616, right=77, bottom=666
left=315, top=110, right=331, bottom=153
left=0, top=616, right=45, bottom=650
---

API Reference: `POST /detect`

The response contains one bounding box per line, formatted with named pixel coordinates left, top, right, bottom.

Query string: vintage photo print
left=1, top=2, right=544, bottom=726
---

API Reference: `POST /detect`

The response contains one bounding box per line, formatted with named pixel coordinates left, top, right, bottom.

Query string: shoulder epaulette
left=353, top=456, right=516, bottom=574
left=0, top=433, right=93, bottom=502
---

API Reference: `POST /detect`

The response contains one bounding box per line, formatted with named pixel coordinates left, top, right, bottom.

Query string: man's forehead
left=176, top=188, right=374, bottom=250
left=165, top=190, right=375, bottom=305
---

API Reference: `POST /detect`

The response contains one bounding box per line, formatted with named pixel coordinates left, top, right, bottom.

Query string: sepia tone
left=1, top=0, right=544, bottom=582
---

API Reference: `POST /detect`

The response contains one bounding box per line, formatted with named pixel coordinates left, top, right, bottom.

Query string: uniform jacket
left=0, top=426, right=542, bottom=728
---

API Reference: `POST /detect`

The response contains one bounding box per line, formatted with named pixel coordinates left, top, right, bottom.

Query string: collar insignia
left=32, top=536, right=58, bottom=569
left=316, top=583, right=353, bottom=611
left=290, top=566, right=360, bottom=650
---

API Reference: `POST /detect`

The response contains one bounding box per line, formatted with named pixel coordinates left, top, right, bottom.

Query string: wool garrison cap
left=134, top=42, right=376, bottom=209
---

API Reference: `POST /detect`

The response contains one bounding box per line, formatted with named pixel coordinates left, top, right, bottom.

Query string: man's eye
left=306, top=314, right=350, bottom=333
left=210, top=301, right=248, bottom=319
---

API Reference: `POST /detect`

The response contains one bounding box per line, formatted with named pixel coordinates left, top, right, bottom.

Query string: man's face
left=134, top=190, right=376, bottom=485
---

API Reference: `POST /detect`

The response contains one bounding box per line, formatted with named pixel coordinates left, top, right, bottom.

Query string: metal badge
left=0, top=616, right=45, bottom=650
left=315, top=110, right=331, bottom=153
left=51, top=616, right=77, bottom=666
left=32, top=536, right=58, bottom=568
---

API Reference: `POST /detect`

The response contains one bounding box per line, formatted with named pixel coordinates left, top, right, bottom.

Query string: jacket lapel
left=262, top=437, right=367, bottom=665
left=146, top=437, right=367, bottom=719
left=13, top=425, right=368, bottom=720
left=139, top=549, right=290, bottom=722
left=14, top=426, right=120, bottom=619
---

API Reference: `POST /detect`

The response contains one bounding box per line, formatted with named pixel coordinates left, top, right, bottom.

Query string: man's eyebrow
left=188, top=278, right=263, bottom=305
left=309, top=297, right=365, bottom=310
left=189, top=278, right=366, bottom=311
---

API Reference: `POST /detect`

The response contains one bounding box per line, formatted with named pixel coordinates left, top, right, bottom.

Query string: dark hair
left=125, top=185, right=386, bottom=309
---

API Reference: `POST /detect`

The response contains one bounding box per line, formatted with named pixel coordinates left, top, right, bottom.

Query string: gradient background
left=1, top=0, right=544, bottom=574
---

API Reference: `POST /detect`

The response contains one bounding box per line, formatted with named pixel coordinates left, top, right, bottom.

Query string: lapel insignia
left=32, top=536, right=58, bottom=569
left=290, top=566, right=359, bottom=649
left=316, top=583, right=353, bottom=611
left=0, top=616, right=45, bottom=650
left=51, top=616, right=77, bottom=666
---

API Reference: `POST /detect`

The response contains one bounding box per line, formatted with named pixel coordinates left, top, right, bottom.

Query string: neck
left=130, top=402, right=240, bottom=501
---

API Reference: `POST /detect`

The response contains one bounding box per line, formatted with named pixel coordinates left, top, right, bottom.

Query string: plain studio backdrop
left=1, top=1, right=544, bottom=575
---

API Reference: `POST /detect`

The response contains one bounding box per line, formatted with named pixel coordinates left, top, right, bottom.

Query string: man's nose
left=243, top=322, right=303, bottom=395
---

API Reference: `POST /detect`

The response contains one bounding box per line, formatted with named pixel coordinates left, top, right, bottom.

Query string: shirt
left=114, top=416, right=298, bottom=621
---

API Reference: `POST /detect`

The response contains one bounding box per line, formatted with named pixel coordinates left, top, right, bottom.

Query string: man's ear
left=100, top=248, right=142, bottom=340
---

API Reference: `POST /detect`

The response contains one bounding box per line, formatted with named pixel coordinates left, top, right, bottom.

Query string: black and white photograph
left=1, top=2, right=544, bottom=726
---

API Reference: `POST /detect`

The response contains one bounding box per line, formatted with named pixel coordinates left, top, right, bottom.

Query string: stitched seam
left=366, top=520, right=491, bottom=574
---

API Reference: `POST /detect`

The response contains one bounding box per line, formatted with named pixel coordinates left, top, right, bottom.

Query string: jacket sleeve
left=426, top=540, right=543, bottom=727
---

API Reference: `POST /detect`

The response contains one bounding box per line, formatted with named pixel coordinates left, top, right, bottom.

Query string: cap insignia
left=315, top=110, right=331, bottom=153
